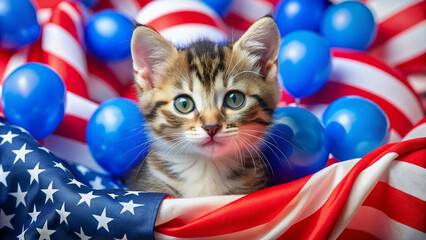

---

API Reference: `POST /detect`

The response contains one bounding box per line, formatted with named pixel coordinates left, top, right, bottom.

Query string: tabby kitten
left=125, top=17, right=281, bottom=198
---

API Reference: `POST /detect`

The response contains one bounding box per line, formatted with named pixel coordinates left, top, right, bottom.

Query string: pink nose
left=203, top=124, right=221, bottom=137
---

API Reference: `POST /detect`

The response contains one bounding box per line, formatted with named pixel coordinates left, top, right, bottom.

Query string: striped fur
left=125, top=17, right=281, bottom=198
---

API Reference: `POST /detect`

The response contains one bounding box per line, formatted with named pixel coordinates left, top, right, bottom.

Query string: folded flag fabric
left=0, top=119, right=166, bottom=240
left=1, top=118, right=425, bottom=239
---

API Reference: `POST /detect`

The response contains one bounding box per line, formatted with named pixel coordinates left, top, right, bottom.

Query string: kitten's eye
left=224, top=91, right=245, bottom=109
left=174, top=95, right=195, bottom=114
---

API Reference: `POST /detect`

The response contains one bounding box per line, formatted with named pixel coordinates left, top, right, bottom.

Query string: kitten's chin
left=194, top=138, right=234, bottom=158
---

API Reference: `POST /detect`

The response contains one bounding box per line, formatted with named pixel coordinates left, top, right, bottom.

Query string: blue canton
left=0, top=119, right=166, bottom=239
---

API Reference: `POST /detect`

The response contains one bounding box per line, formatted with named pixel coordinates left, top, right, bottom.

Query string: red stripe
left=224, top=13, right=253, bottom=32
left=87, top=55, right=123, bottom=94
left=284, top=81, right=415, bottom=136
left=148, top=11, right=227, bottom=34
left=43, top=52, right=89, bottom=98
left=278, top=139, right=425, bottom=239
left=0, top=50, right=13, bottom=82
left=395, top=148, right=426, bottom=169
left=135, top=0, right=153, bottom=7
left=338, top=229, right=380, bottom=240
left=396, top=52, right=426, bottom=74
left=53, top=114, right=87, bottom=143
left=413, top=117, right=426, bottom=127
left=32, top=0, right=63, bottom=9
left=371, top=1, right=425, bottom=48
left=363, top=181, right=426, bottom=232
left=27, top=39, right=43, bottom=63
left=49, top=2, right=83, bottom=46
left=93, top=0, right=114, bottom=11
left=258, top=0, right=280, bottom=6
left=121, top=85, right=138, bottom=102
left=156, top=176, right=312, bottom=237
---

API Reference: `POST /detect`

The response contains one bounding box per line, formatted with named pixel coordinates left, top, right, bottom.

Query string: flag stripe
left=344, top=206, right=426, bottom=240
left=396, top=52, right=426, bottom=73
left=363, top=181, right=426, bottom=232
left=371, top=1, right=425, bottom=48
left=54, top=115, right=87, bottom=143
left=337, top=229, right=380, bottom=240
left=147, top=11, right=227, bottom=34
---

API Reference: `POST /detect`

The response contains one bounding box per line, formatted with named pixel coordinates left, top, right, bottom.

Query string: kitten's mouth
left=200, top=137, right=221, bottom=147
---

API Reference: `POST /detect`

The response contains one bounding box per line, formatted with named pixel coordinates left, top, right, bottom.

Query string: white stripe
left=366, top=0, right=422, bottom=22
left=330, top=152, right=399, bottom=239
left=110, top=0, right=141, bottom=17
left=43, top=134, right=108, bottom=174
left=408, top=72, right=426, bottom=94
left=263, top=159, right=359, bottom=239
left=344, top=206, right=426, bottom=240
left=381, top=160, right=426, bottom=201
left=65, top=92, right=98, bottom=120
left=369, top=21, right=426, bottom=65
left=229, top=0, right=273, bottom=23
left=136, top=0, right=219, bottom=24
left=159, top=24, right=228, bottom=48
left=2, top=47, right=29, bottom=82
left=42, top=24, right=88, bottom=79
left=403, top=123, right=426, bottom=141
left=388, top=129, right=402, bottom=143
left=87, top=74, right=120, bottom=102
left=57, top=2, right=83, bottom=42
left=156, top=195, right=244, bottom=226
left=331, top=57, right=423, bottom=124
left=37, top=9, right=52, bottom=25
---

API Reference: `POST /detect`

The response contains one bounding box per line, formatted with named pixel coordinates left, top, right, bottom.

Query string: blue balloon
left=262, top=107, right=329, bottom=185
left=320, top=1, right=376, bottom=51
left=201, top=0, right=233, bottom=16
left=86, top=98, right=150, bottom=176
left=1, top=63, right=66, bottom=140
left=85, top=10, right=133, bottom=61
left=0, top=0, right=41, bottom=50
left=79, top=0, right=100, bottom=7
left=275, top=0, right=329, bottom=36
left=278, top=30, right=331, bottom=98
left=323, top=96, right=389, bottom=161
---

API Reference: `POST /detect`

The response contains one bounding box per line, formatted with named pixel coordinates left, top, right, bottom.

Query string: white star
left=9, top=184, right=27, bottom=207
left=115, top=234, right=128, bottom=240
left=77, top=191, right=100, bottom=207
left=68, top=178, right=85, bottom=188
left=36, top=221, right=55, bottom=240
left=76, top=165, right=89, bottom=175
left=0, top=131, right=18, bottom=145
left=119, top=200, right=144, bottom=215
left=17, top=225, right=28, bottom=240
left=0, top=165, right=10, bottom=187
left=12, top=143, right=33, bottom=164
left=28, top=205, right=40, bottom=224
left=28, top=162, right=45, bottom=184
left=0, top=209, right=15, bottom=230
left=93, top=208, right=113, bottom=232
left=89, top=177, right=105, bottom=190
left=41, top=181, right=59, bottom=203
left=74, top=227, right=91, bottom=240
left=38, top=146, right=50, bottom=153
left=53, top=161, right=68, bottom=172
left=124, top=191, right=140, bottom=196
left=56, top=203, right=70, bottom=225
left=108, top=193, right=118, bottom=199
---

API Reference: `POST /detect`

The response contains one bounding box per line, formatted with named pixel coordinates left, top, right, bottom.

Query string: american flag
left=0, top=0, right=425, bottom=239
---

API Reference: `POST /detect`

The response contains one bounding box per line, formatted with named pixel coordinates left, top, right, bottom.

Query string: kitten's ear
left=234, top=16, right=280, bottom=78
left=131, top=25, right=177, bottom=89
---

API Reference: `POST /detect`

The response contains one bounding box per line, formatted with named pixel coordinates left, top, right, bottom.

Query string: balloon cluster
left=275, top=0, right=376, bottom=98
left=0, top=0, right=389, bottom=183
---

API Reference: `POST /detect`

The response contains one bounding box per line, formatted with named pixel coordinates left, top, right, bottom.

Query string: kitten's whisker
left=225, top=42, right=235, bottom=79
left=227, top=55, right=245, bottom=80
left=238, top=135, right=257, bottom=174
left=240, top=134, right=276, bottom=184
left=239, top=132, right=293, bottom=172
left=233, top=137, right=245, bottom=169
left=241, top=129, right=308, bottom=153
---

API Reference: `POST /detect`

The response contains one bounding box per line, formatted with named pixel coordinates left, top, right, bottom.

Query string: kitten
left=125, top=17, right=281, bottom=198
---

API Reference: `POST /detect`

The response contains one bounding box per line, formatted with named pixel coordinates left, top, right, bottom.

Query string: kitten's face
left=131, top=17, right=281, bottom=159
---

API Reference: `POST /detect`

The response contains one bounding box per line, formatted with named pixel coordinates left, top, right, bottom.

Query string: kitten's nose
left=203, top=124, right=221, bottom=137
